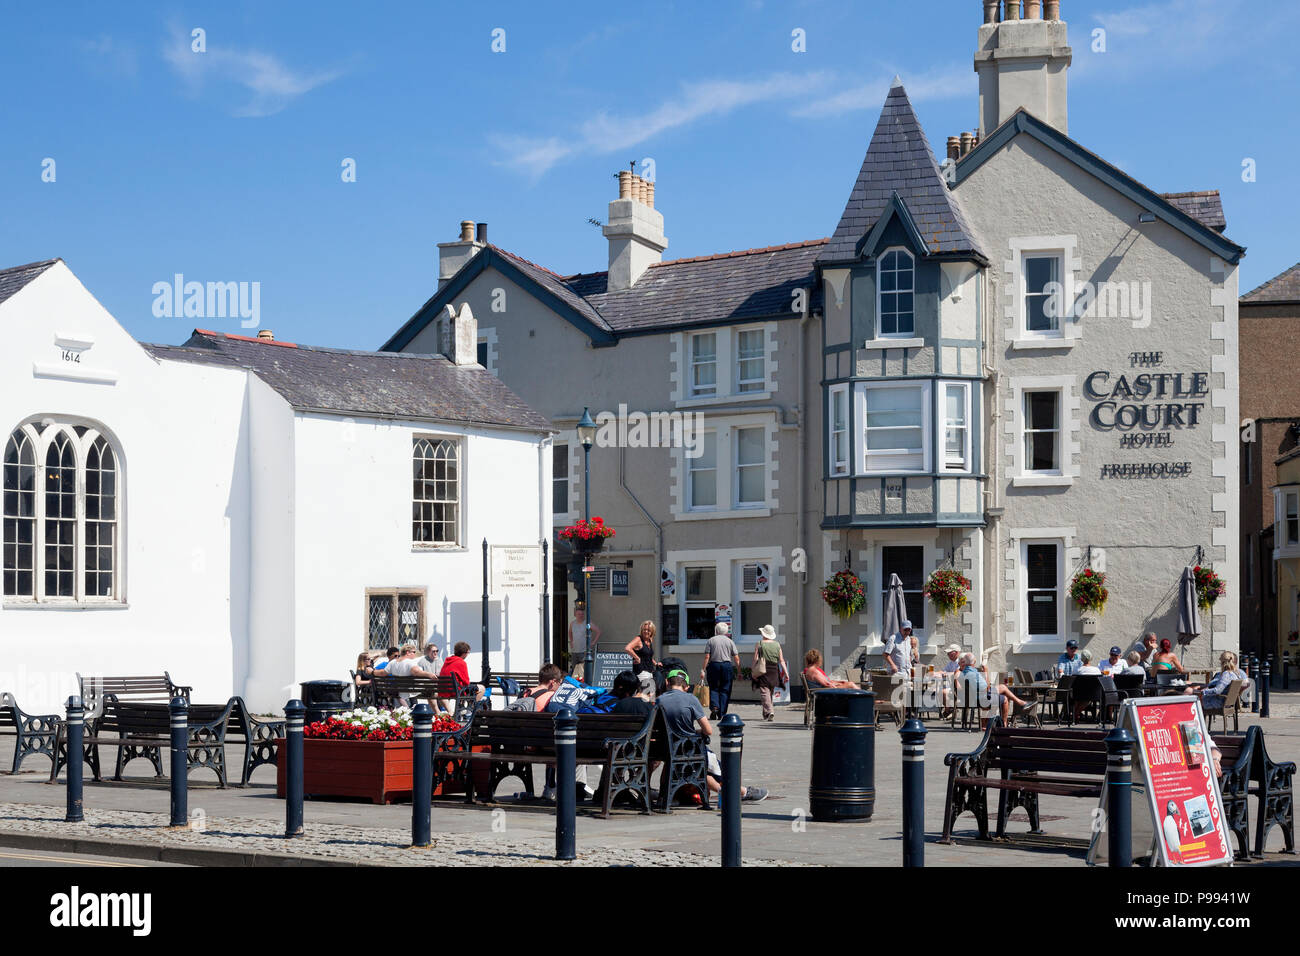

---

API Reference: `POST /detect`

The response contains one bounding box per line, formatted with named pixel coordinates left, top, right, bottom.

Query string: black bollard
left=65, top=696, right=84, bottom=824
left=285, top=699, right=305, bottom=838
left=720, top=714, right=743, bottom=868
left=411, top=703, right=432, bottom=848
left=1249, top=655, right=1260, bottom=713
left=169, top=696, right=188, bottom=827
left=901, top=718, right=927, bottom=867
left=1105, top=726, right=1135, bottom=867
left=1262, top=656, right=1272, bottom=719
left=554, top=707, right=576, bottom=861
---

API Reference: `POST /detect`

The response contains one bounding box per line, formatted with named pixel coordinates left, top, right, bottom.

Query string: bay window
left=858, top=381, right=930, bottom=473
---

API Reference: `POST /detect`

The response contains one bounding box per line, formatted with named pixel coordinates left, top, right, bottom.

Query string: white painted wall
left=0, top=263, right=252, bottom=713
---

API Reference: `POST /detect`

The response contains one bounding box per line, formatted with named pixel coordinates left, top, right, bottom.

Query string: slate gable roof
left=1242, top=262, right=1300, bottom=305
left=382, top=240, right=825, bottom=351
left=147, top=330, right=552, bottom=432
left=0, top=258, right=59, bottom=308
left=819, top=81, right=985, bottom=265
left=1160, top=191, right=1227, bottom=233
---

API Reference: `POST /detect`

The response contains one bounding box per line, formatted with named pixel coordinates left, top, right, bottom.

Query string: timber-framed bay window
left=856, top=381, right=930, bottom=474
left=413, top=436, right=461, bottom=547
left=3, top=419, right=121, bottom=603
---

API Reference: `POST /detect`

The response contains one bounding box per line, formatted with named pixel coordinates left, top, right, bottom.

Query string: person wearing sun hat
left=942, top=644, right=963, bottom=673
left=751, top=624, right=786, bottom=721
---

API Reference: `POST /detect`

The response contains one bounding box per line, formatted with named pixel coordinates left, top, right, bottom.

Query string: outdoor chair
left=1203, top=679, right=1245, bottom=733
left=801, top=672, right=820, bottom=729
left=1049, top=674, right=1076, bottom=725
left=869, top=673, right=903, bottom=728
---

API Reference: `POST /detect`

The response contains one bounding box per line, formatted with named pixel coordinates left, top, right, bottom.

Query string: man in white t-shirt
left=883, top=621, right=914, bottom=679
left=385, top=643, right=437, bottom=679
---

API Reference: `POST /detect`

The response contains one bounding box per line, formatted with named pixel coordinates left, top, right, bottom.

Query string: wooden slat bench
left=940, top=722, right=1259, bottom=855
left=370, top=674, right=471, bottom=717
left=489, top=672, right=541, bottom=702
left=50, top=695, right=236, bottom=787
left=77, top=673, right=191, bottom=711
left=0, top=693, right=60, bottom=774
left=432, top=709, right=655, bottom=817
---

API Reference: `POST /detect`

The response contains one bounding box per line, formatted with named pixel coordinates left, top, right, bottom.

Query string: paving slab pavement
left=1, top=694, right=1297, bottom=866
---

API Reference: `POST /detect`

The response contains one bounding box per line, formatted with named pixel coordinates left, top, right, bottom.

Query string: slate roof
left=820, top=81, right=985, bottom=265
left=1160, top=191, right=1226, bottom=233
left=1242, top=262, right=1300, bottom=305
left=146, top=330, right=552, bottom=432
left=0, top=258, right=59, bottom=308
left=566, top=240, right=827, bottom=333
left=491, top=246, right=614, bottom=334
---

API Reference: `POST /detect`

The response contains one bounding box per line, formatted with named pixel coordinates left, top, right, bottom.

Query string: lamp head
left=577, top=407, right=597, bottom=450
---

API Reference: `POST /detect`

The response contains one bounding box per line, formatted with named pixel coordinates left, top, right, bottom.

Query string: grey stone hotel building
left=383, top=0, right=1243, bottom=679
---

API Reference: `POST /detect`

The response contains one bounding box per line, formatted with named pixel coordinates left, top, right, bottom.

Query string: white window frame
left=733, top=426, right=766, bottom=509
left=3, top=419, right=123, bottom=606
left=690, top=332, right=718, bottom=398
left=828, top=384, right=849, bottom=477
left=1021, top=251, right=1065, bottom=339
left=735, top=327, right=766, bottom=393
left=687, top=430, right=718, bottom=512
left=1020, top=538, right=1065, bottom=642
left=552, top=441, right=572, bottom=522
left=940, top=381, right=971, bottom=473
left=412, top=435, right=463, bottom=549
left=855, top=380, right=931, bottom=475
left=733, top=559, right=772, bottom=641
left=876, top=247, right=915, bottom=337
left=682, top=563, right=718, bottom=643
left=1022, top=389, right=1062, bottom=476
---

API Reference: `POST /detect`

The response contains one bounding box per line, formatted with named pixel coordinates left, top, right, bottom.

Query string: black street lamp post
left=577, top=407, right=597, bottom=679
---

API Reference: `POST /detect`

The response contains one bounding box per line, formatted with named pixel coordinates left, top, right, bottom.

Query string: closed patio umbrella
left=882, top=573, right=908, bottom=648
left=1177, top=565, right=1202, bottom=646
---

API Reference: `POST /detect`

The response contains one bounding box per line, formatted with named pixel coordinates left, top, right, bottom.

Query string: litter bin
left=300, top=680, right=349, bottom=724
left=809, top=688, right=875, bottom=822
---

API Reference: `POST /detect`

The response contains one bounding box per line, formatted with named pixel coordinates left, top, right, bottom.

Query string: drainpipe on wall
left=539, top=436, right=553, bottom=667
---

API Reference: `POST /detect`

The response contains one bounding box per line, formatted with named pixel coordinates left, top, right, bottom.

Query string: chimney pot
left=618, top=170, right=632, bottom=199
left=1044, top=0, right=1060, bottom=18
left=459, top=220, right=475, bottom=242
left=947, top=136, right=961, bottom=161
left=476, top=222, right=488, bottom=245
left=960, top=132, right=974, bottom=156
left=645, top=180, right=655, bottom=209
left=257, top=329, right=274, bottom=340
left=984, top=0, right=1000, bottom=23
left=1003, top=0, right=1020, bottom=19
left=1025, top=0, right=1041, bottom=17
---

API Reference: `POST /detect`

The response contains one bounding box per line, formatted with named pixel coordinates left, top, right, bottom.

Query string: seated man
left=802, top=649, right=857, bottom=689
left=385, top=642, right=437, bottom=678
left=507, top=663, right=563, bottom=712
left=1099, top=646, right=1125, bottom=677
left=656, top=669, right=767, bottom=803
left=440, top=641, right=487, bottom=702
left=374, top=646, right=400, bottom=671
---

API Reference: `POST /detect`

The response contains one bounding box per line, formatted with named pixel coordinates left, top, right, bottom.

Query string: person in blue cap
left=1056, top=639, right=1082, bottom=677
left=1100, top=646, right=1125, bottom=676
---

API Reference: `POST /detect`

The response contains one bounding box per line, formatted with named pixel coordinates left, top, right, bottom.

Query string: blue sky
left=1, top=0, right=1295, bottom=350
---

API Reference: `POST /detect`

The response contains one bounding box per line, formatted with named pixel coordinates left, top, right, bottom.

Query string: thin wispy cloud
left=162, top=26, right=344, bottom=117
left=494, top=70, right=843, bottom=177
left=793, top=67, right=973, bottom=119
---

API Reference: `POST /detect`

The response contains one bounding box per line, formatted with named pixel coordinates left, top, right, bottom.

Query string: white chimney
left=602, top=169, right=667, bottom=292
left=975, top=0, right=1071, bottom=137
left=437, top=219, right=486, bottom=289
left=439, top=302, right=478, bottom=366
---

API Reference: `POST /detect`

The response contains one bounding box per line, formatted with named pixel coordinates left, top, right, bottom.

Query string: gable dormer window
left=877, top=248, right=915, bottom=337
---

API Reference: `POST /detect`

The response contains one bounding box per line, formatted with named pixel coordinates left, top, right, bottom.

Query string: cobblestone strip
left=0, top=802, right=800, bottom=867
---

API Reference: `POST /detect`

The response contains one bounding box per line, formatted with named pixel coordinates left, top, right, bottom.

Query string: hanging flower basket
left=559, top=517, right=616, bottom=552
left=821, top=569, right=866, bottom=621
left=923, top=568, right=971, bottom=621
left=1069, top=568, right=1109, bottom=616
left=1193, top=565, right=1226, bottom=611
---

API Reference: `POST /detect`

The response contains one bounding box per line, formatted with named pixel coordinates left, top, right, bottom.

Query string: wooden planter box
left=275, top=738, right=487, bottom=805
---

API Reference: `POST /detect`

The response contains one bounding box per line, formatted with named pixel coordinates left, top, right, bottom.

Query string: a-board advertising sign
left=1127, top=696, right=1233, bottom=867
left=589, top=644, right=636, bottom=689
